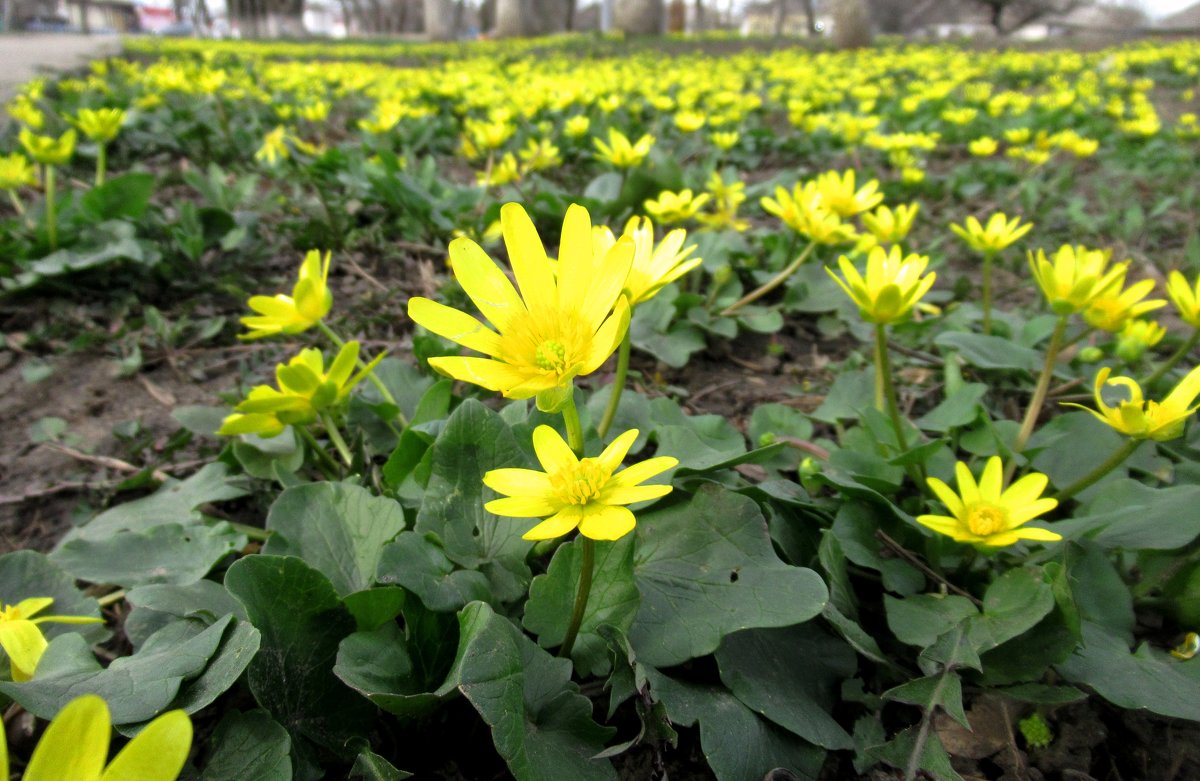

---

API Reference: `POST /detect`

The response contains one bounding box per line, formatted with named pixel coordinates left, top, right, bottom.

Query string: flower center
left=535, top=340, right=568, bottom=373
left=966, top=503, right=1007, bottom=537
left=551, top=458, right=608, bottom=505
left=0, top=605, right=21, bottom=621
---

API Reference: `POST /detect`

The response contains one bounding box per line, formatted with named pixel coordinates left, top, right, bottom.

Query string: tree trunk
left=564, top=0, right=575, bottom=30
left=832, top=0, right=871, bottom=48
left=613, top=0, right=662, bottom=34
left=773, top=0, right=785, bottom=36
left=801, top=0, right=817, bottom=34
left=423, top=0, right=453, bottom=38
left=692, top=0, right=703, bottom=31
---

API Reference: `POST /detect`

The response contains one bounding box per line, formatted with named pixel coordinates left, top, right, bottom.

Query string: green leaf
left=1057, top=621, right=1200, bottom=721
left=415, top=400, right=537, bottom=603
left=200, top=710, right=293, bottom=781
left=263, top=482, right=406, bottom=597
left=442, top=602, right=617, bottom=780
left=885, top=594, right=977, bottom=648
left=995, top=683, right=1086, bottom=705
left=583, top=172, right=623, bottom=202
left=523, top=536, right=639, bottom=677
left=864, top=725, right=964, bottom=781
left=343, top=587, right=406, bottom=632
left=645, top=667, right=825, bottom=781
left=968, top=567, right=1055, bottom=653
left=125, top=580, right=247, bottom=649
left=58, top=463, right=247, bottom=544
left=350, top=750, right=413, bottom=780
left=381, top=380, right=452, bottom=488
left=915, top=383, right=987, bottom=432
left=934, top=331, right=1043, bottom=372
left=172, top=405, right=228, bottom=437
left=0, top=551, right=107, bottom=647
left=1051, top=482, right=1200, bottom=549
left=4, top=221, right=160, bottom=291
left=51, top=523, right=246, bottom=587
left=749, top=402, right=813, bottom=446
left=630, top=296, right=706, bottom=368
left=224, top=555, right=373, bottom=754
left=335, top=623, right=446, bottom=719
left=0, top=615, right=231, bottom=729
left=716, top=625, right=855, bottom=749
left=831, top=504, right=923, bottom=595
left=883, top=673, right=968, bottom=730
left=630, top=486, right=828, bottom=666
left=164, top=618, right=261, bottom=722
left=376, top=532, right=492, bottom=612
left=232, top=430, right=305, bottom=481
left=80, top=172, right=155, bottom=221
left=1031, top=412, right=1146, bottom=499
left=810, top=369, right=874, bottom=423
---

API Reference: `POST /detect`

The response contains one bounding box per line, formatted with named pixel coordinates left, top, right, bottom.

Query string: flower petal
left=925, top=476, right=964, bottom=519
left=608, top=456, right=679, bottom=488
left=485, top=496, right=558, bottom=518
left=532, top=424, right=578, bottom=474
left=1009, top=525, right=1062, bottom=542
left=583, top=295, right=631, bottom=375
left=523, top=506, right=584, bottom=540
left=579, top=237, right=634, bottom=331
left=501, top=203, right=557, bottom=317
left=483, top=467, right=554, bottom=497
left=24, top=694, right=110, bottom=781
left=0, top=619, right=47, bottom=681
left=100, top=709, right=192, bottom=781
left=448, top=236, right=526, bottom=331
left=578, top=504, right=636, bottom=540
left=556, top=203, right=596, bottom=316
left=599, top=483, right=672, bottom=506
left=977, top=456, right=1003, bottom=501
left=597, top=428, right=639, bottom=474
left=408, top=298, right=506, bottom=357
left=916, top=513, right=974, bottom=543
left=426, top=356, right=532, bottom=393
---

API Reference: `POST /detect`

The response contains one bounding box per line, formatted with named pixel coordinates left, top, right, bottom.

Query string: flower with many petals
left=1064, top=365, right=1200, bottom=441
left=0, top=154, right=36, bottom=191
left=761, top=182, right=856, bottom=245
left=813, top=169, right=883, bottom=218
left=950, top=212, right=1032, bottom=255
left=862, top=203, right=920, bottom=244
left=0, top=598, right=102, bottom=682
left=18, top=128, right=76, bottom=166
left=1028, top=245, right=1127, bottom=316
left=593, top=216, right=701, bottom=305
left=594, top=128, right=654, bottom=168
left=408, top=203, right=633, bottom=411
left=828, top=245, right=936, bottom=324
left=643, top=189, right=710, bottom=225
left=484, top=426, right=676, bottom=541
left=240, top=250, right=332, bottom=340
left=1116, top=319, right=1166, bottom=363
left=918, top=456, right=1060, bottom=548
left=71, top=107, right=126, bottom=143
left=1082, top=271, right=1165, bottom=332
left=1166, top=270, right=1200, bottom=329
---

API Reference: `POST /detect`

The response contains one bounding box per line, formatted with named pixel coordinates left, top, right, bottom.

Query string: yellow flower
left=218, top=341, right=381, bottom=437
left=593, top=216, right=701, bottom=305
left=464, top=118, right=514, bottom=151
left=478, top=152, right=521, bottom=186
left=950, top=213, right=1033, bottom=255
left=710, top=131, right=739, bottom=150
left=1005, top=127, right=1031, bottom=144
left=240, top=250, right=332, bottom=340
left=1028, top=245, right=1127, bottom=316
left=0, top=154, right=37, bottom=191
left=1116, top=319, right=1166, bottom=363
left=674, top=111, right=706, bottom=133
left=564, top=115, right=590, bottom=138
left=18, top=128, right=76, bottom=166
left=1166, top=270, right=1200, bottom=328
left=297, top=101, right=330, bottom=123
left=761, top=182, right=856, bottom=245
left=518, top=138, right=561, bottom=173
left=1065, top=366, right=1200, bottom=441
left=407, top=203, right=633, bottom=411
left=483, top=426, right=676, bottom=541
left=1, top=694, right=191, bottom=781
left=813, top=169, right=883, bottom=218
left=862, top=203, right=919, bottom=244
left=594, top=128, right=654, bottom=168
left=968, top=137, right=998, bottom=156
left=643, top=189, right=710, bottom=225
left=0, top=598, right=102, bottom=682
left=71, top=108, right=126, bottom=143
left=255, top=126, right=288, bottom=165
left=827, top=245, right=936, bottom=325
left=918, top=457, right=1060, bottom=548
left=1082, top=272, right=1165, bottom=333
left=7, top=96, right=44, bottom=129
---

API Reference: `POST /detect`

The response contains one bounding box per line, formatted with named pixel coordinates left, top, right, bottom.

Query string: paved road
left=0, top=34, right=122, bottom=104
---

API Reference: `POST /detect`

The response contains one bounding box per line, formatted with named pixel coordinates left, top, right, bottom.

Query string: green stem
left=8, top=189, right=25, bottom=215
left=720, top=240, right=815, bottom=316
left=321, top=412, right=354, bottom=467
left=559, top=537, right=594, bottom=660
left=297, top=425, right=342, bottom=477
left=875, top=324, right=909, bottom=452
left=1053, top=437, right=1141, bottom=503
left=96, top=143, right=107, bottom=187
left=597, top=329, right=632, bottom=439
left=318, top=321, right=408, bottom=428
left=562, top=391, right=585, bottom=457
left=1143, top=328, right=1200, bottom=390
left=981, top=252, right=995, bottom=336
left=1011, top=315, right=1069, bottom=458
left=96, top=589, right=125, bottom=608
left=45, top=165, right=57, bottom=250
left=225, top=521, right=271, bottom=541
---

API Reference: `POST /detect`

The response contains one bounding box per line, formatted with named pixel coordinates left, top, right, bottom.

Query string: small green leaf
left=350, top=750, right=413, bottom=780
left=375, top=532, right=492, bottom=612
left=200, top=710, right=293, bottom=781
left=883, top=673, right=969, bottom=730
left=934, top=332, right=1043, bottom=372
left=51, top=523, right=246, bottom=587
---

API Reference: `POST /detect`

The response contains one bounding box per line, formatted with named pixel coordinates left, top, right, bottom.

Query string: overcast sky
left=1142, top=0, right=1197, bottom=16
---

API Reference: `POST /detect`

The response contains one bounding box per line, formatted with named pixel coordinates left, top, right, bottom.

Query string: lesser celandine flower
left=483, top=426, right=676, bottom=541
left=592, top=216, right=700, bottom=306
left=564, top=115, right=590, bottom=138
left=0, top=694, right=191, bottom=781
left=761, top=183, right=856, bottom=245
left=918, top=457, right=1061, bottom=548
left=862, top=203, right=919, bottom=244
left=518, top=138, right=561, bottom=173
left=674, top=111, right=706, bottom=132
left=0, top=598, right=102, bottom=681
left=1065, top=365, right=1200, bottom=441
left=969, top=136, right=998, bottom=156
left=217, top=341, right=381, bottom=437
left=950, top=213, right=1032, bottom=255
left=813, top=169, right=883, bottom=218
left=828, top=245, right=936, bottom=325
left=710, top=130, right=739, bottom=151
left=478, top=152, right=520, bottom=186
left=255, top=126, right=289, bottom=165
left=18, top=128, right=76, bottom=166
left=407, top=203, right=633, bottom=412
left=643, top=189, right=710, bottom=225
left=594, top=128, right=654, bottom=168
left=1166, top=270, right=1200, bottom=328
left=240, top=250, right=332, bottom=340
left=1082, top=271, right=1165, bottom=332
left=72, top=107, right=126, bottom=144
left=1029, top=245, right=1127, bottom=315
left=0, top=154, right=36, bottom=191
left=1116, top=319, right=1166, bottom=363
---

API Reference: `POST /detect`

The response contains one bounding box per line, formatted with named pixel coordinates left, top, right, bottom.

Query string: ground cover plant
left=0, top=32, right=1199, bottom=780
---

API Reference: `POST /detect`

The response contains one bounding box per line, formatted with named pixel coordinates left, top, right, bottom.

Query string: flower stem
left=720, top=240, right=815, bottom=316
left=318, top=321, right=408, bottom=428
left=981, top=252, right=995, bottom=336
left=1053, top=437, right=1141, bottom=503
left=44, top=165, right=57, bottom=250
left=1010, top=315, right=1069, bottom=464
left=96, top=143, right=107, bottom=187
left=559, top=536, right=594, bottom=660
left=562, top=391, right=585, bottom=457
left=8, top=189, right=25, bottom=215
left=875, top=324, right=907, bottom=449
left=96, top=589, right=125, bottom=608
left=321, top=412, right=354, bottom=467
left=597, top=329, right=632, bottom=439
left=297, top=425, right=342, bottom=477
left=1143, top=328, right=1200, bottom=390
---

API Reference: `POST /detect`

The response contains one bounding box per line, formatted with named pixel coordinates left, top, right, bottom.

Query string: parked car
left=22, top=15, right=80, bottom=32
